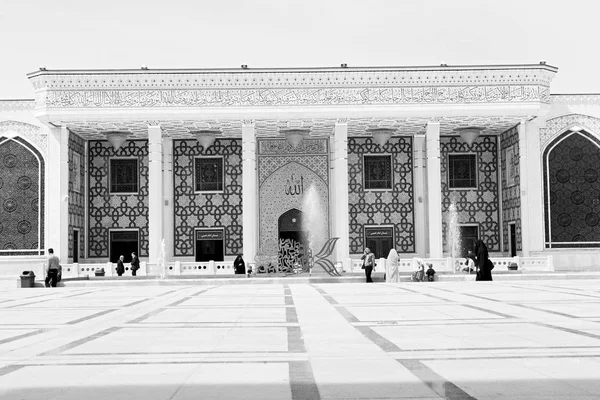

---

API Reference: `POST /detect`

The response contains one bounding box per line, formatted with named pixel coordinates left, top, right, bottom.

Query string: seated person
left=411, top=259, right=425, bottom=282
left=463, top=252, right=476, bottom=273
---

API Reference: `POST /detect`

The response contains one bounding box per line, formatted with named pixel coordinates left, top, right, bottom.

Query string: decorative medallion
left=585, top=213, right=599, bottom=227
left=3, top=243, right=15, bottom=250
left=571, top=191, right=585, bottom=205
left=17, top=176, right=32, bottom=190
left=3, top=199, right=17, bottom=213
left=31, top=198, right=39, bottom=212
left=17, top=221, right=32, bottom=235
left=584, top=169, right=598, bottom=183
left=3, top=154, right=17, bottom=168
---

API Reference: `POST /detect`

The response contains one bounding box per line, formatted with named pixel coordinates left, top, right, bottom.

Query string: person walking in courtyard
left=234, top=255, right=245, bottom=274
left=130, top=252, right=140, bottom=276
left=116, top=255, right=125, bottom=276
left=45, top=248, right=61, bottom=287
left=361, top=247, right=375, bottom=283
left=386, top=248, right=399, bottom=283
left=474, top=240, right=493, bottom=281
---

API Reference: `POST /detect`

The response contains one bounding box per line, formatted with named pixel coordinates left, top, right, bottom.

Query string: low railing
left=349, top=255, right=554, bottom=274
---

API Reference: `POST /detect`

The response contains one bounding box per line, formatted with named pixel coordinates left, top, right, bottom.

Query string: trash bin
left=508, top=262, right=519, bottom=271
left=94, top=267, right=105, bottom=277
left=19, top=271, right=36, bottom=288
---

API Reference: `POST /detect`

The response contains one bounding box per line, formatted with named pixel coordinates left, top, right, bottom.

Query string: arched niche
left=0, top=136, right=45, bottom=255
left=543, top=129, right=600, bottom=248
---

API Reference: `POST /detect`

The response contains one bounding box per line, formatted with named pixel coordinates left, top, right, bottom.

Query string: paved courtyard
left=1, top=280, right=600, bottom=399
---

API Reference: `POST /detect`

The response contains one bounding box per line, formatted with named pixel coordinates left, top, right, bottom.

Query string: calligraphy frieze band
left=39, top=85, right=550, bottom=108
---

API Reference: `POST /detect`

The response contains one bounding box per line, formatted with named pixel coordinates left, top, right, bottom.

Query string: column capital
left=242, top=119, right=255, bottom=128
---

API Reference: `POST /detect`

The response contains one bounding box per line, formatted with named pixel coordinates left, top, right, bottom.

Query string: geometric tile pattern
left=500, top=125, right=522, bottom=252
left=441, top=135, right=500, bottom=252
left=68, top=133, right=85, bottom=259
left=2, top=280, right=600, bottom=399
left=172, top=139, right=242, bottom=257
left=347, top=137, right=415, bottom=254
left=0, top=137, right=44, bottom=255
left=543, top=130, right=600, bottom=247
left=88, top=140, right=149, bottom=258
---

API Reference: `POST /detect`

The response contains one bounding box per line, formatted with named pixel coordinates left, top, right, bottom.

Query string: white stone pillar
left=519, top=119, right=545, bottom=254
left=413, top=135, right=427, bottom=257
left=148, top=125, right=163, bottom=264
left=425, top=122, right=443, bottom=258
left=333, top=121, right=350, bottom=269
left=162, top=136, right=173, bottom=260
left=47, top=126, right=69, bottom=261
left=242, top=122, right=258, bottom=264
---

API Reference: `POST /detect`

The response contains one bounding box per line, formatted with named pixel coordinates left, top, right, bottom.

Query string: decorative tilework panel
left=347, top=137, right=414, bottom=254
left=88, top=140, right=149, bottom=258
left=173, top=139, right=242, bottom=257
left=441, top=136, right=500, bottom=252
left=500, top=126, right=521, bottom=252
left=68, top=133, right=85, bottom=259
left=543, top=131, right=600, bottom=247
left=0, top=137, right=44, bottom=254
left=258, top=160, right=329, bottom=255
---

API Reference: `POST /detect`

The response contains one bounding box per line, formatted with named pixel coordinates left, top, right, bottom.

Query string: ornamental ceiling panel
left=57, top=115, right=530, bottom=140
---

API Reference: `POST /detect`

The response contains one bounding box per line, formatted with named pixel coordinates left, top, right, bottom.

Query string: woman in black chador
left=233, top=255, right=245, bottom=275
left=473, top=240, right=493, bottom=281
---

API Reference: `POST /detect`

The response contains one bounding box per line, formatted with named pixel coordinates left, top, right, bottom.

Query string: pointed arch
left=543, top=129, right=600, bottom=248
left=0, top=136, right=45, bottom=255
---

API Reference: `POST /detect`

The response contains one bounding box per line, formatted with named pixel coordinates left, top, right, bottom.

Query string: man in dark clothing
left=45, top=248, right=61, bottom=287
left=116, top=255, right=125, bottom=276
left=130, top=252, right=140, bottom=276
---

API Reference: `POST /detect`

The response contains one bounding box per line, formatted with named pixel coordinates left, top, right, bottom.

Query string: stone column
left=413, top=135, right=427, bottom=257
left=519, top=119, right=545, bottom=255
left=333, top=121, right=350, bottom=269
left=47, top=126, right=69, bottom=261
left=242, top=121, right=258, bottom=265
left=147, top=125, right=163, bottom=264
left=425, top=122, right=443, bottom=258
left=162, top=136, right=173, bottom=260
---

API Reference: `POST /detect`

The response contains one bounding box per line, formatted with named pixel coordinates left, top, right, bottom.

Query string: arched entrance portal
left=544, top=130, right=600, bottom=247
left=278, top=209, right=308, bottom=271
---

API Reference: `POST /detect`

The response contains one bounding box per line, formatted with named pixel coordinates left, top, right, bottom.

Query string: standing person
left=386, top=248, right=399, bottom=283
left=130, top=252, right=140, bottom=276
left=361, top=247, right=375, bottom=283
left=473, top=240, right=493, bottom=281
left=45, top=248, right=60, bottom=288
left=116, top=255, right=125, bottom=276
left=233, top=255, right=245, bottom=274
left=426, top=263, right=436, bottom=282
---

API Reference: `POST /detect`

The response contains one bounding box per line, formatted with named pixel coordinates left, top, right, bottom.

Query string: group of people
left=363, top=239, right=494, bottom=283
left=115, top=253, right=140, bottom=276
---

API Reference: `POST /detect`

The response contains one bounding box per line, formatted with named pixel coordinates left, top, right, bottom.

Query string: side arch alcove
left=543, top=129, right=600, bottom=248
left=0, top=133, right=45, bottom=255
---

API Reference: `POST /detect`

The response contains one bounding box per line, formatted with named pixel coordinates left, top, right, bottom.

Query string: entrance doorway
left=195, top=229, right=224, bottom=262
left=459, top=225, right=479, bottom=257
left=509, top=223, right=517, bottom=257
left=109, top=230, right=139, bottom=263
left=278, top=209, right=307, bottom=270
left=364, top=226, right=394, bottom=259
left=73, top=229, right=79, bottom=263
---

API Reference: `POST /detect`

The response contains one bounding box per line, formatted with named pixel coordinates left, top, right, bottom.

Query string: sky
left=1, top=0, right=599, bottom=99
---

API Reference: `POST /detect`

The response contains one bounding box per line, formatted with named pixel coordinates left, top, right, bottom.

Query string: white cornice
left=28, top=65, right=556, bottom=90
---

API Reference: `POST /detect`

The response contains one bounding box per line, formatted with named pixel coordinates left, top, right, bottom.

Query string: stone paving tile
left=1, top=281, right=600, bottom=399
